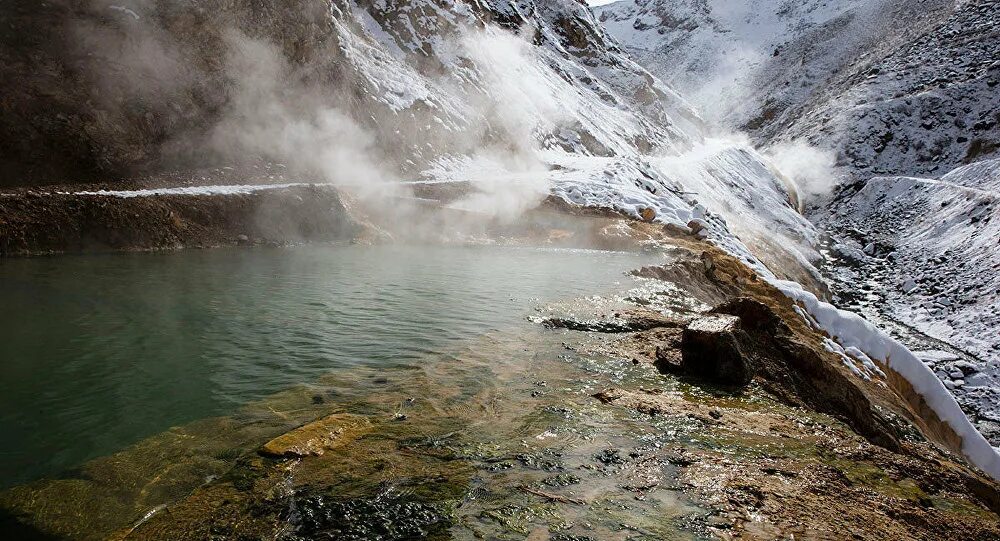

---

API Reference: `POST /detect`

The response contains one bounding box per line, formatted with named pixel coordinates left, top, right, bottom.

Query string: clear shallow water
left=0, top=244, right=652, bottom=487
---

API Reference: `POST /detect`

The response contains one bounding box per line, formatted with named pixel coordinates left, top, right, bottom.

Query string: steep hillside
left=596, top=0, right=1000, bottom=183
left=0, top=0, right=820, bottom=281
left=773, top=0, right=1000, bottom=183
left=0, top=0, right=699, bottom=186
left=594, top=0, right=941, bottom=127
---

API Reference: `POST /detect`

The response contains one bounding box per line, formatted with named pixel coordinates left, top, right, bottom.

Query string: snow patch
left=63, top=183, right=312, bottom=198
left=774, top=279, right=1000, bottom=480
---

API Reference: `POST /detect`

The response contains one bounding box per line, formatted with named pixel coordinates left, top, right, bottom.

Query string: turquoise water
left=0, top=245, right=651, bottom=487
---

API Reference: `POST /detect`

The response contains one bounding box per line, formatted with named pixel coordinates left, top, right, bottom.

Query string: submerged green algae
left=1, top=324, right=714, bottom=541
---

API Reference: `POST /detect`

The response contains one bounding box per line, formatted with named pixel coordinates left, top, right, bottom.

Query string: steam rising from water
left=69, top=5, right=563, bottom=225
left=764, top=141, right=839, bottom=205
left=66, top=1, right=834, bottom=243
left=441, top=27, right=557, bottom=221
left=210, top=30, right=402, bottom=202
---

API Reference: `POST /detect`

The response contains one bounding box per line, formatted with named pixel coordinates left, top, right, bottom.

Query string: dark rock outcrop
left=670, top=297, right=903, bottom=452
left=677, top=314, right=752, bottom=386
left=0, top=185, right=363, bottom=256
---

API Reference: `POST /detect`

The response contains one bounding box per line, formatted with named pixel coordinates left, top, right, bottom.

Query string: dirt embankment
left=0, top=185, right=363, bottom=256
left=0, top=180, right=668, bottom=257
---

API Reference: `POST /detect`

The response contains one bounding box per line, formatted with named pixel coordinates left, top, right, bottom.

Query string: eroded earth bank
left=2, top=205, right=998, bottom=541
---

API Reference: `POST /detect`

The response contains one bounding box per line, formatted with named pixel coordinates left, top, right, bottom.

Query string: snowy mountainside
left=339, top=0, right=702, bottom=164
left=592, top=0, right=949, bottom=129
left=773, top=0, right=1000, bottom=435
left=542, top=141, right=820, bottom=284
left=593, top=0, right=1000, bottom=183
left=771, top=0, right=1000, bottom=183
left=340, top=0, right=817, bottom=275
left=0, top=0, right=818, bottom=281
left=820, top=158, right=1000, bottom=440
left=0, top=0, right=701, bottom=184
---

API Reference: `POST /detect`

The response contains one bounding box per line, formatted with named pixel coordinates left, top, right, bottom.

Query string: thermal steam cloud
left=763, top=141, right=839, bottom=206
left=210, top=30, right=401, bottom=202
left=74, top=2, right=568, bottom=223
left=72, top=1, right=402, bottom=202
left=433, top=25, right=563, bottom=222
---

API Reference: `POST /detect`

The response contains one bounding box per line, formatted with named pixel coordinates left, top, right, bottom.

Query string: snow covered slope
left=331, top=0, right=817, bottom=276
left=773, top=0, right=1000, bottom=182
left=592, top=0, right=944, bottom=127
left=0, top=0, right=703, bottom=185
left=819, top=159, right=1000, bottom=440
left=594, top=0, right=1000, bottom=184
left=337, top=0, right=704, bottom=164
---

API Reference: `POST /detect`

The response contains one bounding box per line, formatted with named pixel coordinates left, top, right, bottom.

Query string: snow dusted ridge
left=333, top=0, right=820, bottom=281
left=328, top=0, right=809, bottom=260
left=334, top=0, right=705, bottom=170
left=826, top=160, right=1000, bottom=363
left=592, top=0, right=919, bottom=126
left=773, top=0, right=1000, bottom=183
left=595, top=0, right=999, bottom=183
left=542, top=139, right=819, bottom=283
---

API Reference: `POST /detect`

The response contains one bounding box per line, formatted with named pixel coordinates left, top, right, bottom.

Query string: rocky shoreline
left=568, top=243, right=1000, bottom=539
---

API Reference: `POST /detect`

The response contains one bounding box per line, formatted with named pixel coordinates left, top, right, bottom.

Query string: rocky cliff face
left=0, top=0, right=702, bottom=187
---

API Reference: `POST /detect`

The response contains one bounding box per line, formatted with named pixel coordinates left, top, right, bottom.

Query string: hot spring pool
left=0, top=244, right=654, bottom=487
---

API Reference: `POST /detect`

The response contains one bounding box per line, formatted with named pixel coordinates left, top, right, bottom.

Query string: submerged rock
left=541, top=309, right=685, bottom=333
left=286, top=490, right=450, bottom=541
left=260, top=414, right=371, bottom=458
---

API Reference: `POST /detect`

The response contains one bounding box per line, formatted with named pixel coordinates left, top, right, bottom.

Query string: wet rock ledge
left=564, top=243, right=1000, bottom=539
